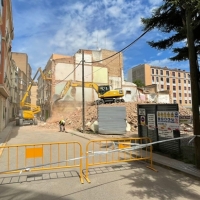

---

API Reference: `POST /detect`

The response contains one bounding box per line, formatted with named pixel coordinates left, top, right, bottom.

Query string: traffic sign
left=140, top=115, right=145, bottom=126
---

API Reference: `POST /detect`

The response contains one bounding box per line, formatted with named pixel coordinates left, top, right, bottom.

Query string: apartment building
left=128, top=64, right=191, bottom=107
left=12, top=52, right=32, bottom=106
left=0, top=0, right=14, bottom=131
left=37, top=49, right=123, bottom=120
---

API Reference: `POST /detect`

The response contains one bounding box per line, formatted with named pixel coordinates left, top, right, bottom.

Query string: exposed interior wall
left=109, top=77, right=122, bottom=89
left=93, top=66, right=108, bottom=84
left=55, top=63, right=74, bottom=80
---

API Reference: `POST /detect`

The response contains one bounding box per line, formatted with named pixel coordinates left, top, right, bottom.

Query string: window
left=173, top=100, right=177, bottom=103
left=179, top=100, right=182, bottom=104
left=188, top=87, right=191, bottom=90
left=179, top=93, right=181, bottom=97
left=166, top=71, right=169, bottom=76
left=152, top=69, right=154, bottom=74
left=173, top=79, right=176, bottom=84
left=178, top=79, right=181, bottom=83
left=156, top=69, right=158, bottom=74
left=185, top=100, right=187, bottom=104
left=173, top=93, right=176, bottom=97
left=99, top=86, right=110, bottom=94
left=160, top=77, right=163, bottom=82
left=178, top=72, right=180, bottom=77
left=173, top=86, right=176, bottom=90
left=152, top=76, right=154, bottom=82
left=166, top=78, right=169, bottom=83
left=167, top=85, right=170, bottom=90
left=189, top=94, right=191, bottom=97
left=179, top=86, right=181, bottom=90
left=172, top=71, right=175, bottom=76
left=188, top=80, right=190, bottom=84
left=161, top=85, right=164, bottom=89
left=184, top=87, right=186, bottom=90
left=160, top=70, right=163, bottom=75
left=184, top=73, right=186, bottom=78
left=185, top=93, right=187, bottom=97
left=184, top=80, right=186, bottom=83
left=156, top=77, right=159, bottom=82
left=188, top=74, right=190, bottom=78
left=189, top=100, right=191, bottom=104
left=126, top=90, right=131, bottom=94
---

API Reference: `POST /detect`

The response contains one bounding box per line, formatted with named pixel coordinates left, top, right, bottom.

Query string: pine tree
left=142, top=0, right=200, bottom=168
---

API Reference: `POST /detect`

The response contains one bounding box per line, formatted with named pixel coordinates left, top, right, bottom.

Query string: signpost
left=147, top=114, right=155, bottom=130
left=179, top=116, right=192, bottom=124
left=157, top=111, right=179, bottom=138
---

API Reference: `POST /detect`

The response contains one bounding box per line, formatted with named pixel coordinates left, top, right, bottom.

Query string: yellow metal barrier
left=84, top=137, right=156, bottom=183
left=0, top=141, right=84, bottom=184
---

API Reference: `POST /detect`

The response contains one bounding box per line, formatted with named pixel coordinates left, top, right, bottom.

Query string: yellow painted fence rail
left=84, top=137, right=156, bottom=183
left=0, top=141, right=84, bottom=184
left=0, top=137, right=156, bottom=184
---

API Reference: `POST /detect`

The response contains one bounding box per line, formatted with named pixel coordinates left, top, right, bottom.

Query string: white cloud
left=12, top=0, right=189, bottom=76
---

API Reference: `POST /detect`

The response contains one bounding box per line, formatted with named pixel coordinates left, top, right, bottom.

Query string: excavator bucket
left=52, top=94, right=62, bottom=105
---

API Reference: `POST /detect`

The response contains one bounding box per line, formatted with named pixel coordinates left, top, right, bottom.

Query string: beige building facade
left=128, top=64, right=191, bottom=107
left=12, top=52, right=32, bottom=106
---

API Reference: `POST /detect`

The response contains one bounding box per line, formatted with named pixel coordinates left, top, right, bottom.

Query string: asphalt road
left=0, top=125, right=200, bottom=200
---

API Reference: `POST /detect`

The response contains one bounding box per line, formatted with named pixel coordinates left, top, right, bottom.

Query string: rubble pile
left=179, top=105, right=192, bottom=116
left=39, top=101, right=193, bottom=133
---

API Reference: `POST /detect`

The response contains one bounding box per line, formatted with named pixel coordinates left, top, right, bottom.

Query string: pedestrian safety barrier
left=84, top=137, right=156, bottom=183
left=0, top=137, right=157, bottom=184
left=0, top=141, right=84, bottom=184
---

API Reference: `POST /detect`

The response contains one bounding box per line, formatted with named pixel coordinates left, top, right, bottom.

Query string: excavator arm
left=20, top=68, right=40, bottom=108
left=52, top=80, right=100, bottom=103
left=53, top=80, right=124, bottom=104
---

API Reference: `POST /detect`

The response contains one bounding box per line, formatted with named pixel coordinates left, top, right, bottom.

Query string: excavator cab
left=98, top=85, right=111, bottom=95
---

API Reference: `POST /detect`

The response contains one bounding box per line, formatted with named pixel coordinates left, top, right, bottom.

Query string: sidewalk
left=0, top=121, right=15, bottom=147
left=1, top=122, right=200, bottom=179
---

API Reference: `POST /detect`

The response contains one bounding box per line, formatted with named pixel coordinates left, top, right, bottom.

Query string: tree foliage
left=141, top=0, right=200, bottom=61
left=133, top=79, right=145, bottom=87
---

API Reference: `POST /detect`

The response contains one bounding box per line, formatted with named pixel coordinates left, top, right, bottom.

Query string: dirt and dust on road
left=38, top=101, right=193, bottom=133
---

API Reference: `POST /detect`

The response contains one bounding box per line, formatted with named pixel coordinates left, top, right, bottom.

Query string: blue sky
left=11, top=0, right=189, bottom=79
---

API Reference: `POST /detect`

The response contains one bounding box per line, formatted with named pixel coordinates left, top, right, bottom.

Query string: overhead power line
left=54, top=60, right=82, bottom=86
left=84, top=27, right=152, bottom=64
left=51, top=27, right=152, bottom=84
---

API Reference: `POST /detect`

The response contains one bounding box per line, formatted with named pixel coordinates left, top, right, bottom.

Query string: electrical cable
left=54, top=60, right=82, bottom=86
left=84, top=27, right=152, bottom=64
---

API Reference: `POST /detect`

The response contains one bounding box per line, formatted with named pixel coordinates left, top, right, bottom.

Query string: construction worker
left=59, top=119, right=65, bottom=132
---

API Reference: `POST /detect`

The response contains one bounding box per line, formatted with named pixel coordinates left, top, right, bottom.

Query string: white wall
left=55, top=63, right=74, bottom=80
left=109, top=76, right=122, bottom=89
left=122, top=86, right=137, bottom=102
left=146, top=93, right=170, bottom=103
left=157, top=94, right=170, bottom=103
left=75, top=64, right=92, bottom=82
left=75, top=53, right=92, bottom=64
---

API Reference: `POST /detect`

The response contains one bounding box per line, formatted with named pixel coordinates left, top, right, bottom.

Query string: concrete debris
left=38, top=101, right=193, bottom=133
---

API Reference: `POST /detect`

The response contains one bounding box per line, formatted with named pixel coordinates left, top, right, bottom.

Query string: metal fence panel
left=138, top=104, right=180, bottom=153
left=0, top=142, right=84, bottom=184
left=98, top=106, right=126, bottom=134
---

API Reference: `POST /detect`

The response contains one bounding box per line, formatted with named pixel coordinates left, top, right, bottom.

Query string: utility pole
left=186, top=7, right=200, bottom=168
left=82, top=50, right=85, bottom=133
